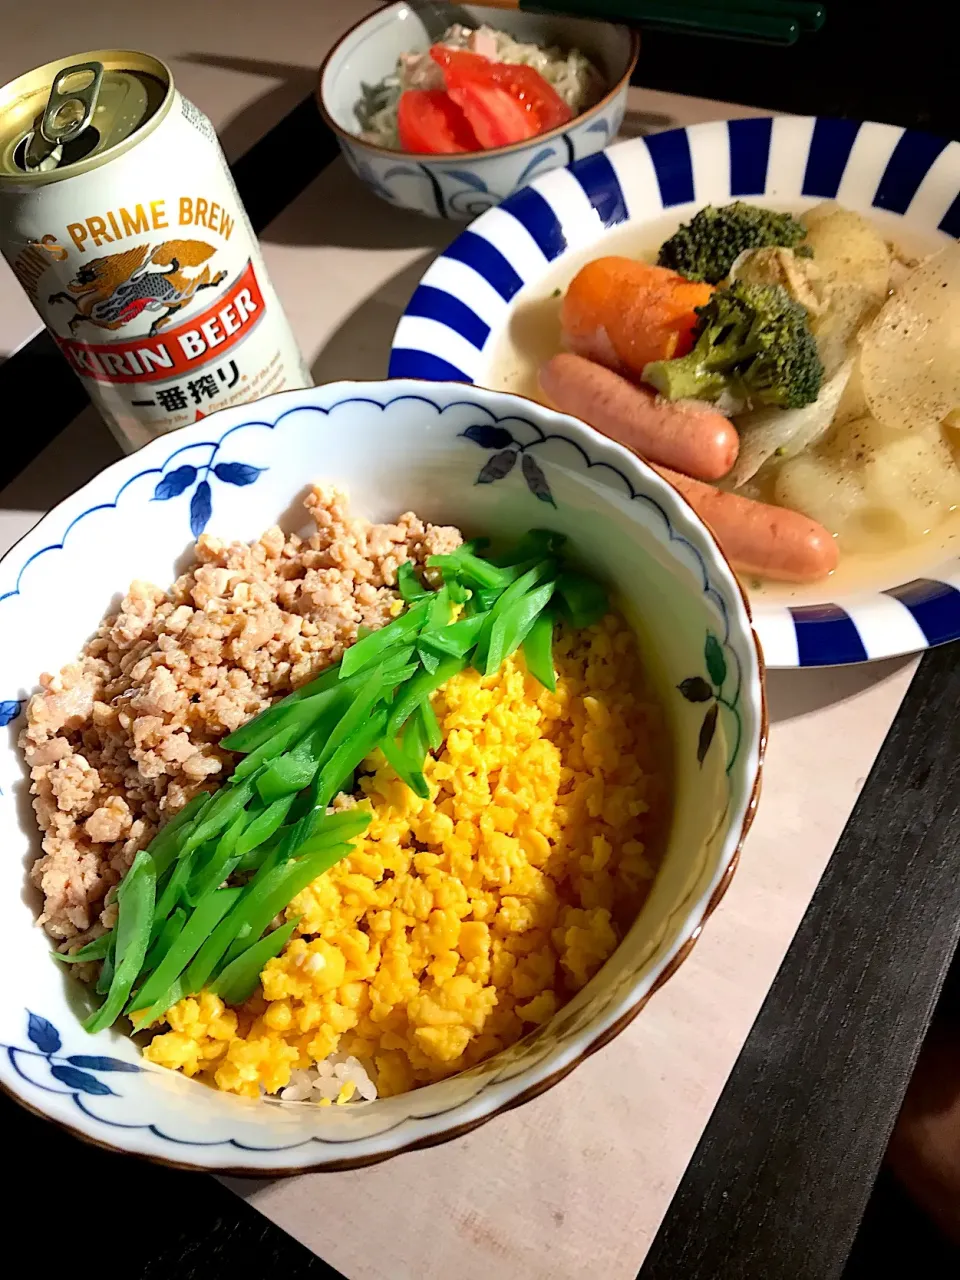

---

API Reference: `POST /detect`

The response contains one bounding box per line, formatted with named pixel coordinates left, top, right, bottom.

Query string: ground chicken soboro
left=22, top=488, right=461, bottom=945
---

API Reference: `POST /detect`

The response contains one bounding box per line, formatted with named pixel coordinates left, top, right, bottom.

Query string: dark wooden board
left=6, top=5, right=960, bottom=1275
left=639, top=640, right=960, bottom=1280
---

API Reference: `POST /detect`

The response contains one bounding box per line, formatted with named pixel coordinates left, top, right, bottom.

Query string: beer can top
left=0, top=49, right=172, bottom=185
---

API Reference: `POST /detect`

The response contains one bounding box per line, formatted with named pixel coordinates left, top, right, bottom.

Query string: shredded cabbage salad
left=354, top=24, right=604, bottom=151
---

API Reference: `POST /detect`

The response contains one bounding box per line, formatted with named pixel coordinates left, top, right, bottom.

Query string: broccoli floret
left=643, top=281, right=824, bottom=410
left=657, top=201, right=808, bottom=285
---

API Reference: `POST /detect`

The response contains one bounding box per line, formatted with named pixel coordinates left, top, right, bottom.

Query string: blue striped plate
left=389, top=116, right=960, bottom=668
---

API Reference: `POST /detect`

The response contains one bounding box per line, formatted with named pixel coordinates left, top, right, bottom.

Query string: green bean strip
left=142, top=792, right=211, bottom=879
left=179, top=779, right=257, bottom=859
left=418, top=696, right=443, bottom=753
left=220, top=664, right=344, bottom=753
left=53, top=932, right=113, bottom=963
left=95, top=933, right=116, bottom=996
left=184, top=811, right=247, bottom=908
left=427, top=550, right=505, bottom=590
left=117, top=793, right=209, bottom=896
left=127, top=886, right=242, bottom=1016
left=234, top=828, right=284, bottom=874
left=216, top=841, right=355, bottom=970
left=212, top=919, right=299, bottom=1006
left=255, top=716, right=338, bottom=805
left=231, top=648, right=417, bottom=779
left=294, top=810, right=372, bottom=857
left=426, top=584, right=453, bottom=630
left=379, top=733, right=429, bottom=800
left=311, top=708, right=389, bottom=814
left=464, top=586, right=499, bottom=616
left=154, top=838, right=211, bottom=922
left=339, top=599, right=430, bottom=679
left=385, top=657, right=466, bottom=740
left=129, top=978, right=186, bottom=1029
left=230, top=713, right=318, bottom=782
left=484, top=581, right=556, bottom=675
left=397, top=560, right=427, bottom=602
left=403, top=707, right=431, bottom=783
left=474, top=561, right=556, bottom=671
left=418, top=612, right=486, bottom=661
left=492, top=529, right=565, bottom=567
left=141, top=907, right=186, bottom=976
left=85, top=853, right=157, bottom=1034
left=312, top=670, right=404, bottom=780
left=418, top=645, right=440, bottom=675
left=556, top=570, right=609, bottom=629
left=522, top=608, right=557, bottom=691
left=234, top=794, right=295, bottom=858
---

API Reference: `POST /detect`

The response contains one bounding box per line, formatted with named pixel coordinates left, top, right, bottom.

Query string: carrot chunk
left=561, top=257, right=714, bottom=378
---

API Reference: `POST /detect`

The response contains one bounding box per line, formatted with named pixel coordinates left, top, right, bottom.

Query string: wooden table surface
left=3, top=3, right=959, bottom=1277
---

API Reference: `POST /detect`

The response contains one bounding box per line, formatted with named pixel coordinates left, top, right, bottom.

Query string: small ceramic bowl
left=317, top=2, right=639, bottom=219
left=0, top=379, right=764, bottom=1173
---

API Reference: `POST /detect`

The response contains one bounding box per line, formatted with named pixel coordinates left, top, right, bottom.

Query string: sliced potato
left=799, top=202, right=893, bottom=376
left=859, top=241, right=960, bottom=433
left=774, top=414, right=960, bottom=552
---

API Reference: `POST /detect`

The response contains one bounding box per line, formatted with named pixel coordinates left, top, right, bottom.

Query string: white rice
left=277, top=1053, right=378, bottom=1104
left=354, top=23, right=604, bottom=151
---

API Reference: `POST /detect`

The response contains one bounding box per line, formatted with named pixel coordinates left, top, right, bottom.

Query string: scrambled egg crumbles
left=145, top=613, right=668, bottom=1097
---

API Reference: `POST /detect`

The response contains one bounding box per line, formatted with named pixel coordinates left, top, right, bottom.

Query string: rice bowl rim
left=0, top=377, right=765, bottom=1174
left=315, top=2, right=640, bottom=163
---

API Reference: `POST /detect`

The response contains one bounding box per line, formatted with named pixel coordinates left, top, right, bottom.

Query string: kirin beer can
left=0, top=50, right=311, bottom=451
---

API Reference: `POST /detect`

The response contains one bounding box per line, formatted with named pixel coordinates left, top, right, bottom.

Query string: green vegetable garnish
left=339, top=599, right=429, bottom=679
left=522, top=609, right=557, bottom=691
left=127, top=886, right=242, bottom=1018
left=212, top=919, right=299, bottom=1007
left=295, top=809, right=372, bottom=857
left=85, top=852, right=156, bottom=1033
left=427, top=549, right=504, bottom=591
left=186, top=812, right=248, bottom=906
left=310, top=708, right=389, bottom=814
left=142, top=908, right=187, bottom=976
left=418, top=695, right=443, bottom=753
left=397, top=560, right=427, bottom=602
left=221, top=665, right=342, bottom=754
left=474, top=561, right=555, bottom=671
left=95, top=934, right=116, bottom=997
left=217, top=843, right=356, bottom=971
left=53, top=932, right=113, bottom=964
left=379, top=733, right=428, bottom=799
left=484, top=580, right=556, bottom=675
left=556, top=571, right=609, bottom=630
left=233, top=795, right=295, bottom=859
left=385, top=656, right=466, bottom=739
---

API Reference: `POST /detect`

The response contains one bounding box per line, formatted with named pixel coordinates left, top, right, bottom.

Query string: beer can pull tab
left=24, top=61, right=103, bottom=170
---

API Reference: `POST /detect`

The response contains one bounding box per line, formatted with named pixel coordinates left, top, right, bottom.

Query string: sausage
left=653, top=466, right=839, bottom=583
left=540, top=353, right=739, bottom=482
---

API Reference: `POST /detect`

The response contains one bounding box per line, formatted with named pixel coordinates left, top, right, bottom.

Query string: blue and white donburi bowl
left=0, top=380, right=763, bottom=1172
left=390, top=116, right=960, bottom=667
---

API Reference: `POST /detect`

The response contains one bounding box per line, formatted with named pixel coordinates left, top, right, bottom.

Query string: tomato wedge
left=396, top=88, right=480, bottom=154
left=430, top=46, right=573, bottom=148
left=444, top=78, right=540, bottom=150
